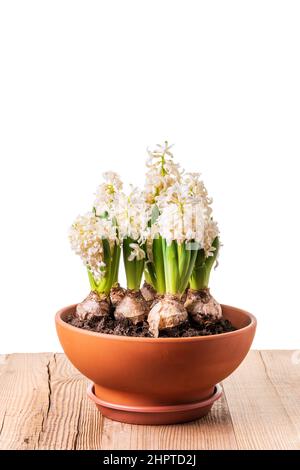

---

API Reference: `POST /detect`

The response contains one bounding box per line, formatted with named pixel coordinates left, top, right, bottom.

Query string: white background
left=0, top=0, right=299, bottom=352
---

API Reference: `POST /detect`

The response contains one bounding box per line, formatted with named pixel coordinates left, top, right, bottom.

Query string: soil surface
left=65, top=312, right=236, bottom=337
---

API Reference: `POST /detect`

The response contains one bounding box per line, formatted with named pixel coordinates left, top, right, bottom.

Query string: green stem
left=178, top=242, right=198, bottom=295
left=87, top=268, right=97, bottom=291
left=144, top=268, right=152, bottom=285
left=162, top=240, right=179, bottom=294
left=144, top=262, right=157, bottom=289
left=152, top=236, right=166, bottom=294
left=177, top=242, right=191, bottom=282
left=190, top=237, right=219, bottom=290
left=87, top=239, right=120, bottom=296
left=111, top=243, right=121, bottom=286
left=96, top=239, right=112, bottom=294
left=123, top=237, right=145, bottom=290
left=189, top=263, right=209, bottom=290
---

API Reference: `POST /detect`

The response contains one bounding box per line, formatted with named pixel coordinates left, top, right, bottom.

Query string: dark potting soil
left=65, top=312, right=236, bottom=338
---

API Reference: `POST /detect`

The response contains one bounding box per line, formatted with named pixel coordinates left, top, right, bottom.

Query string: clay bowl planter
left=55, top=304, right=256, bottom=425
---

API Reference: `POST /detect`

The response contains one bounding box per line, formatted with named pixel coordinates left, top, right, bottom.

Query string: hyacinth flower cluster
left=69, top=142, right=221, bottom=337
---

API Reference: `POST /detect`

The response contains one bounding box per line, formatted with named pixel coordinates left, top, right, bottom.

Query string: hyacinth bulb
left=184, top=288, right=222, bottom=323
left=110, top=283, right=126, bottom=307
left=114, top=290, right=148, bottom=324
left=75, top=291, right=110, bottom=321
left=147, top=294, right=188, bottom=338
left=141, top=281, right=157, bottom=303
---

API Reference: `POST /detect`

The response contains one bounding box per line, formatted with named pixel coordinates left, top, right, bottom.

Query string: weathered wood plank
left=0, top=353, right=53, bottom=450
left=99, top=391, right=238, bottom=450
left=37, top=353, right=103, bottom=450
left=222, top=350, right=299, bottom=450
left=260, top=350, right=300, bottom=442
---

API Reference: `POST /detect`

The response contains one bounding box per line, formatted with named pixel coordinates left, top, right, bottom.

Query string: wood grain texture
left=0, top=351, right=299, bottom=450
left=0, top=353, right=52, bottom=450
left=99, top=392, right=237, bottom=450
left=222, top=351, right=299, bottom=449
left=36, top=353, right=102, bottom=450
left=260, top=351, right=300, bottom=443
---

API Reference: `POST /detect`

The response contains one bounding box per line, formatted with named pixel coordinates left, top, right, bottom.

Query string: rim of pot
left=56, top=304, right=257, bottom=343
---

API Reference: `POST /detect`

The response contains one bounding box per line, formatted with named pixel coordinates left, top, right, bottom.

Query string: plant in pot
left=56, top=142, right=256, bottom=425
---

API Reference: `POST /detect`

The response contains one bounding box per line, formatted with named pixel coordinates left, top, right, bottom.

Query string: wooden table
left=0, top=351, right=299, bottom=450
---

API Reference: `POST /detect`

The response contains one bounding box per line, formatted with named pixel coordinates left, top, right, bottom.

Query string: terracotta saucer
left=87, top=383, right=222, bottom=425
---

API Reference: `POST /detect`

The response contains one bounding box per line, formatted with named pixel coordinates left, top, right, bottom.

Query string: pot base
left=87, top=383, right=222, bottom=425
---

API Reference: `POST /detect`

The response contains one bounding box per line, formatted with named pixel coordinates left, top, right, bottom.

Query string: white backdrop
left=0, top=0, right=299, bottom=352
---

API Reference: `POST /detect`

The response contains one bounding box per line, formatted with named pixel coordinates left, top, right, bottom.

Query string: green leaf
left=178, top=241, right=199, bottom=294
left=123, top=237, right=145, bottom=290
left=163, top=240, right=179, bottom=294
left=189, top=237, right=219, bottom=290
left=87, top=268, right=97, bottom=291
left=152, top=236, right=166, bottom=294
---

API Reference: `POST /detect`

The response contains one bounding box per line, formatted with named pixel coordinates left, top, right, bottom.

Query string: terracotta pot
left=55, top=304, right=256, bottom=424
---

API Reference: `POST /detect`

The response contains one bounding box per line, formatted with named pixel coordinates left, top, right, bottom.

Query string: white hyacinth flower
left=145, top=141, right=182, bottom=204
left=69, top=212, right=118, bottom=282
left=203, top=219, right=220, bottom=257
left=147, top=141, right=174, bottom=159
left=94, top=171, right=123, bottom=216
left=115, top=186, right=150, bottom=243
left=128, top=243, right=146, bottom=261
left=151, top=171, right=219, bottom=256
left=184, top=172, right=213, bottom=212
left=155, top=200, right=206, bottom=246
